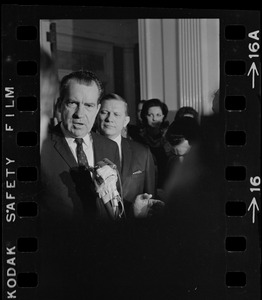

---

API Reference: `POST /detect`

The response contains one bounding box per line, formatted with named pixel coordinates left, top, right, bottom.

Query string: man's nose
left=105, top=112, right=113, bottom=121
left=74, top=104, right=85, bottom=117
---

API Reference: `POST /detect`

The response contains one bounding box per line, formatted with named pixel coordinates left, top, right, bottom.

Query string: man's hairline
left=100, top=97, right=129, bottom=116
left=59, top=78, right=102, bottom=106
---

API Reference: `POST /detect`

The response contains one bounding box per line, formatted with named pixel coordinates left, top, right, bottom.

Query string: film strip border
left=2, top=6, right=261, bottom=299
left=2, top=6, right=40, bottom=298
left=222, top=16, right=261, bottom=299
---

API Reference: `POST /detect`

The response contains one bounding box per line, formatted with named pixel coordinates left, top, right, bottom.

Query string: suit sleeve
left=144, top=147, right=157, bottom=198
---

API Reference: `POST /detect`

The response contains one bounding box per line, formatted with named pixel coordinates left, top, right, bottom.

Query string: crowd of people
left=40, top=67, right=205, bottom=223
left=39, top=56, right=224, bottom=222
left=39, top=59, right=226, bottom=299
left=127, top=99, right=201, bottom=195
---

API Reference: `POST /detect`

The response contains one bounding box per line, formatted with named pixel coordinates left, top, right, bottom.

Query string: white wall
left=139, top=19, right=179, bottom=122
left=138, top=18, right=220, bottom=120
left=40, top=20, right=52, bottom=55
left=41, top=18, right=220, bottom=124
left=200, top=19, right=220, bottom=115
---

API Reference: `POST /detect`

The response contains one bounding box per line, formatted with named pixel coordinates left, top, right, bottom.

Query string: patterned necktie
left=75, top=138, right=120, bottom=220
left=75, top=138, right=89, bottom=168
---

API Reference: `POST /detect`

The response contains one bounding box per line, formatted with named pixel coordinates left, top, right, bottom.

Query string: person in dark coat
left=39, top=70, right=123, bottom=300
left=97, top=93, right=161, bottom=218
left=40, top=70, right=121, bottom=225
left=138, top=98, right=170, bottom=190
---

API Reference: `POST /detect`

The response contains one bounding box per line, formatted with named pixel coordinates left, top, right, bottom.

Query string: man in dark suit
left=40, top=70, right=121, bottom=225
left=97, top=93, right=163, bottom=218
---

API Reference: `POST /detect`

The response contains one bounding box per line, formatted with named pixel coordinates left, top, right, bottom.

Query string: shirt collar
left=112, top=134, right=122, bottom=161
left=112, top=134, right=122, bottom=148
left=60, top=123, right=92, bottom=147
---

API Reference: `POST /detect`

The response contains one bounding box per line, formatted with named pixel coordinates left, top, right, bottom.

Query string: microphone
left=88, top=158, right=125, bottom=219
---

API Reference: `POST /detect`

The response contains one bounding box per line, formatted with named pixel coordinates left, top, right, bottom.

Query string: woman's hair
left=138, top=99, right=146, bottom=107
left=140, top=98, right=168, bottom=125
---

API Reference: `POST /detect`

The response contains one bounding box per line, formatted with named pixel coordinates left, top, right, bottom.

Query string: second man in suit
left=97, top=93, right=163, bottom=218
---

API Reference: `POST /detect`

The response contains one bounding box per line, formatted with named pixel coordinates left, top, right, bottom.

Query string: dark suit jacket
left=40, top=124, right=120, bottom=224
left=120, top=138, right=156, bottom=207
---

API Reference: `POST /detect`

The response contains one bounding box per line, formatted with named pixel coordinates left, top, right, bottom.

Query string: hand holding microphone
left=90, top=158, right=124, bottom=219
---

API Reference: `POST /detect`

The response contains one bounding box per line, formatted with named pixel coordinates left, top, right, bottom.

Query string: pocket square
left=132, top=170, right=143, bottom=175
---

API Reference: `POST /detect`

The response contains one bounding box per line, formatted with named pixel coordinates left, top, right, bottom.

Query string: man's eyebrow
left=67, top=98, right=78, bottom=102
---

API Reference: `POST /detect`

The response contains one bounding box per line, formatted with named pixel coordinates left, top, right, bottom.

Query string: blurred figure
left=127, top=99, right=146, bottom=141
left=163, top=116, right=201, bottom=197
left=212, top=89, right=220, bottom=114
left=139, top=98, right=169, bottom=190
left=158, top=114, right=226, bottom=299
left=174, top=106, right=199, bottom=122
left=40, top=48, right=59, bottom=151
left=137, top=99, right=146, bottom=124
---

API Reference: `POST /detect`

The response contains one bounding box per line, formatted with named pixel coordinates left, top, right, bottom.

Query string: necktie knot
left=75, top=138, right=84, bottom=146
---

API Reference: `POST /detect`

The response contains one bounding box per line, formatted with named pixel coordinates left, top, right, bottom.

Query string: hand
left=133, top=193, right=165, bottom=218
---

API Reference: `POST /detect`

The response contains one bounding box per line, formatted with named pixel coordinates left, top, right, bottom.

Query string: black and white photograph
left=2, top=6, right=261, bottom=300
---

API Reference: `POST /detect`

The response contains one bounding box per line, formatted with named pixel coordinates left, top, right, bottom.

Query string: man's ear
left=124, top=116, right=130, bottom=127
left=56, top=97, right=62, bottom=112
left=96, top=103, right=101, bottom=116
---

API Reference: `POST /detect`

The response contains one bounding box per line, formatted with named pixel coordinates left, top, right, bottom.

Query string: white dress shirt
left=60, top=123, right=94, bottom=168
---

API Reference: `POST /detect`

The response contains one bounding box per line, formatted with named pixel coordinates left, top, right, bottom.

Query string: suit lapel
left=91, top=132, right=103, bottom=164
left=52, top=124, right=78, bottom=169
left=121, top=138, right=132, bottom=185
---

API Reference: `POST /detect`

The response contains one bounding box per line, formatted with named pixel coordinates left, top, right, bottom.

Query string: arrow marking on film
left=247, top=197, right=259, bottom=224
left=247, top=62, right=259, bottom=89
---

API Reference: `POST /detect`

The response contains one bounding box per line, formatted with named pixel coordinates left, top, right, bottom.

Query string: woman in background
left=139, top=98, right=169, bottom=190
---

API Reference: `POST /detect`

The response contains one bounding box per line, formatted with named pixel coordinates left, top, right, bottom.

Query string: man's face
left=146, top=106, right=164, bottom=128
left=98, top=99, right=130, bottom=140
left=59, top=80, right=100, bottom=138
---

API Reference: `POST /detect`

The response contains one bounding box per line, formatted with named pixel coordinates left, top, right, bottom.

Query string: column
left=123, top=46, right=136, bottom=123
left=138, top=19, right=179, bottom=122
left=138, top=19, right=164, bottom=101
left=178, top=19, right=203, bottom=115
